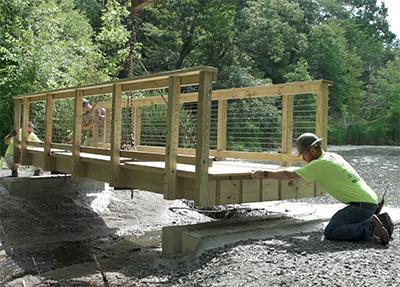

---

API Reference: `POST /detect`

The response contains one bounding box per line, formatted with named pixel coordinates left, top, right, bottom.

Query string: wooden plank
left=72, top=90, right=83, bottom=177
left=320, top=83, right=329, bottom=150
left=110, top=84, right=123, bottom=186
left=216, top=99, right=227, bottom=160
left=51, top=143, right=72, bottom=151
left=105, top=108, right=111, bottom=143
left=219, top=180, right=240, bottom=204
left=134, top=105, right=141, bottom=146
left=281, top=94, right=294, bottom=166
left=195, top=71, right=213, bottom=207
left=242, top=179, right=260, bottom=203
left=13, top=99, right=22, bottom=163
left=21, top=97, right=30, bottom=165
left=220, top=150, right=303, bottom=163
left=315, top=81, right=330, bottom=149
left=130, top=80, right=330, bottom=107
left=44, top=94, right=54, bottom=170
left=164, top=76, right=181, bottom=199
left=262, top=178, right=280, bottom=201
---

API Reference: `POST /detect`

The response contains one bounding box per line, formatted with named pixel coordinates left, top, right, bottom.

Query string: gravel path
left=1, top=146, right=399, bottom=286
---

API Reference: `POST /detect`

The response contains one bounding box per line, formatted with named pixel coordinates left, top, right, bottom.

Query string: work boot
left=371, top=215, right=390, bottom=245
left=378, top=212, right=394, bottom=239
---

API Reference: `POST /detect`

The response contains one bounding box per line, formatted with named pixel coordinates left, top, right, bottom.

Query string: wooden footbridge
left=13, top=66, right=331, bottom=207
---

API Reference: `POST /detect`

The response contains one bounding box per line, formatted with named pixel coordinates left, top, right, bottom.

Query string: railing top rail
left=14, top=66, right=218, bottom=102
left=130, top=79, right=333, bottom=107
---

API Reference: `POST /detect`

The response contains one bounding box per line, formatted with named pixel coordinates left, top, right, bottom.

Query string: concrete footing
left=162, top=216, right=327, bottom=257
left=1, top=174, right=106, bottom=197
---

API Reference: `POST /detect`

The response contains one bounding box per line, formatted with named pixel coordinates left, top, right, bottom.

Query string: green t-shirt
left=4, top=130, right=41, bottom=157
left=295, top=152, right=378, bottom=204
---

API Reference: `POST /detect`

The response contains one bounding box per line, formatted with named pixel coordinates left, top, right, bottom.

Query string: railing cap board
left=14, top=66, right=218, bottom=102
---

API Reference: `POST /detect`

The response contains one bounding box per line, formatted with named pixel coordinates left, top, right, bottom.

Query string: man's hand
left=251, top=169, right=268, bottom=179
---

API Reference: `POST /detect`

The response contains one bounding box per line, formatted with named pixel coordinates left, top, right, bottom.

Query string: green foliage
left=138, top=0, right=237, bottom=72
left=96, top=0, right=130, bottom=77
left=1, top=0, right=400, bottom=150
left=239, top=0, right=308, bottom=83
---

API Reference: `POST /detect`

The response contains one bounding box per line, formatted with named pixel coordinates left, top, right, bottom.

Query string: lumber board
left=44, top=94, right=54, bottom=170
left=110, top=84, right=123, bottom=186
left=164, top=76, right=181, bottom=199
left=14, top=66, right=218, bottom=102
left=21, top=97, right=30, bottom=165
left=72, top=90, right=83, bottom=177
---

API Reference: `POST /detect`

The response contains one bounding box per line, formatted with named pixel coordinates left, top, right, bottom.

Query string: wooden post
left=315, top=82, right=329, bottom=150
left=111, top=84, right=122, bottom=186
left=164, top=76, right=181, bottom=199
left=134, top=105, right=141, bottom=146
left=281, top=94, right=294, bottom=166
left=13, top=99, right=22, bottom=163
left=44, top=94, right=54, bottom=170
left=316, top=82, right=329, bottom=150
left=195, top=71, right=213, bottom=207
left=217, top=99, right=227, bottom=160
left=72, top=90, right=83, bottom=177
left=105, top=108, right=111, bottom=143
left=21, top=97, right=30, bottom=165
left=92, top=111, right=99, bottom=146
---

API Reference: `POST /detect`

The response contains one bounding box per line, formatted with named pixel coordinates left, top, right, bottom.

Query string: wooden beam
left=164, top=76, right=181, bottom=199
left=110, top=84, right=123, bottom=186
left=21, top=97, right=30, bottom=165
left=316, top=82, right=329, bottom=149
left=195, top=71, right=213, bottom=207
left=281, top=94, right=294, bottom=166
left=216, top=99, right=227, bottom=159
left=131, top=80, right=330, bottom=107
left=44, top=94, right=54, bottom=170
left=15, top=66, right=218, bottom=101
left=72, top=90, right=83, bottom=177
left=13, top=99, right=22, bottom=163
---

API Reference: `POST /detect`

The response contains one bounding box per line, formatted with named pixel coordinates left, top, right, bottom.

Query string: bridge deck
left=26, top=147, right=324, bottom=207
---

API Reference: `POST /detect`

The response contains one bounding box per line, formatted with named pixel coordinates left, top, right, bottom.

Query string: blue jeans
left=324, top=204, right=377, bottom=241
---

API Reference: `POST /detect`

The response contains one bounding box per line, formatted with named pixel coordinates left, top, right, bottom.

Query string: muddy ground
left=0, top=146, right=399, bottom=286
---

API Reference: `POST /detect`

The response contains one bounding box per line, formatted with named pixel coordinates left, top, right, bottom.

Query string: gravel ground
left=0, top=145, right=399, bottom=286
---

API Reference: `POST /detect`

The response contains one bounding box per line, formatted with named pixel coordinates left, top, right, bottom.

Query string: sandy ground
left=0, top=146, right=399, bottom=286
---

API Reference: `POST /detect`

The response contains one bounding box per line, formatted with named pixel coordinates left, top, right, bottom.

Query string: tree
left=0, top=0, right=107, bottom=153
left=137, top=0, right=238, bottom=72
left=238, top=0, right=309, bottom=83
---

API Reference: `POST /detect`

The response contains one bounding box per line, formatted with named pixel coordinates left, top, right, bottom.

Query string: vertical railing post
left=21, top=97, right=30, bottom=165
left=13, top=99, right=22, bottom=164
left=164, top=76, right=181, bottom=199
left=134, top=105, right=141, bottom=147
left=72, top=90, right=83, bottom=177
left=195, top=71, right=213, bottom=207
left=111, top=84, right=122, bottom=186
left=217, top=99, right=227, bottom=160
left=316, top=82, right=329, bottom=150
left=281, top=94, right=294, bottom=166
left=44, top=94, right=54, bottom=170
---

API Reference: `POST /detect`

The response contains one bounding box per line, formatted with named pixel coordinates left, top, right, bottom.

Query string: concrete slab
left=162, top=202, right=400, bottom=257
left=162, top=215, right=327, bottom=257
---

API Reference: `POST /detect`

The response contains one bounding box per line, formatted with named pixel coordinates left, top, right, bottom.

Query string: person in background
left=251, top=132, right=392, bottom=245
left=3, top=122, right=42, bottom=177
